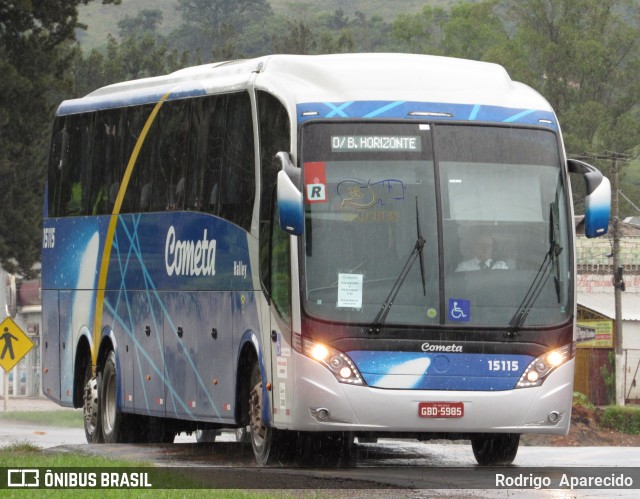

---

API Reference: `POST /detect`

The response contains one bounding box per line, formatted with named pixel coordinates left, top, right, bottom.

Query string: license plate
left=418, top=402, right=464, bottom=418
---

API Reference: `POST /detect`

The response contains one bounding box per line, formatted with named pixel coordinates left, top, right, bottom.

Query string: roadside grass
left=0, top=410, right=83, bottom=428
left=599, top=405, right=640, bottom=435
left=0, top=443, right=278, bottom=498
left=572, top=391, right=594, bottom=409
left=574, top=392, right=640, bottom=435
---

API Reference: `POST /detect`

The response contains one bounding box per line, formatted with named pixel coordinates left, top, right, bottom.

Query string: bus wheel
left=99, top=350, right=126, bottom=443
left=248, top=360, right=294, bottom=465
left=82, top=362, right=102, bottom=443
left=471, top=434, right=520, bottom=466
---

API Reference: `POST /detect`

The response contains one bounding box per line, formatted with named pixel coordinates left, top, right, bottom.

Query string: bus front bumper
left=288, top=350, right=573, bottom=436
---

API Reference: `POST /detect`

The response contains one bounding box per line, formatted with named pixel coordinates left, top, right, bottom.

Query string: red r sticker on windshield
left=304, top=162, right=328, bottom=204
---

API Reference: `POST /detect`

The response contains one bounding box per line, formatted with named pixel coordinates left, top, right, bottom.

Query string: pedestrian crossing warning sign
left=0, top=317, right=34, bottom=372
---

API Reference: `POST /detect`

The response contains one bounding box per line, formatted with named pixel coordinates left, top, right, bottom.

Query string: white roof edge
left=256, top=53, right=546, bottom=109
left=59, top=53, right=552, bottom=116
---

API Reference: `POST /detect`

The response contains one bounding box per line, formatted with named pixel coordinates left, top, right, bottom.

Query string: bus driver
left=456, top=232, right=507, bottom=271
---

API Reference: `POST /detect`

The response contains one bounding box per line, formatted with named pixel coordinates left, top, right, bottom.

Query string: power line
left=619, top=189, right=640, bottom=215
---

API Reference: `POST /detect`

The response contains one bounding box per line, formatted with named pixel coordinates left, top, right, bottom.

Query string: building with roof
left=575, top=220, right=640, bottom=405
left=1, top=268, right=42, bottom=397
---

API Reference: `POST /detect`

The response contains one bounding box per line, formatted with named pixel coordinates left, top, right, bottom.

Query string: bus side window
left=219, top=92, right=255, bottom=230
left=188, top=91, right=255, bottom=228
left=257, top=91, right=291, bottom=295
left=120, top=105, right=156, bottom=213
left=152, top=99, right=190, bottom=211
left=90, top=110, right=122, bottom=215
left=174, top=177, right=186, bottom=209
left=47, top=117, right=67, bottom=217
left=60, top=114, right=93, bottom=216
left=189, top=95, right=223, bottom=214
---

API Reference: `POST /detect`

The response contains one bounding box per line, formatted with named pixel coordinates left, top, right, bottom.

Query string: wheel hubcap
left=83, top=376, right=98, bottom=435
left=103, top=372, right=116, bottom=434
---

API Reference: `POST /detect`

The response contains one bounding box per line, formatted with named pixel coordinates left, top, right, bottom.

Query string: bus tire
left=248, top=360, right=294, bottom=465
left=471, top=434, right=520, bottom=466
left=82, top=362, right=103, bottom=443
left=99, top=350, right=127, bottom=443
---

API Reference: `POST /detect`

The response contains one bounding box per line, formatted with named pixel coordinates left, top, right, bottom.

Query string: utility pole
left=611, top=154, right=625, bottom=406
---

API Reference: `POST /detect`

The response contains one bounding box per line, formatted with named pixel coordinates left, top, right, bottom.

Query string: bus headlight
left=302, top=338, right=363, bottom=385
left=517, top=343, right=574, bottom=388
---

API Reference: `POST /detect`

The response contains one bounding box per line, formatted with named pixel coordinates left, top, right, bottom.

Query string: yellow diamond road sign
left=0, top=317, right=34, bottom=372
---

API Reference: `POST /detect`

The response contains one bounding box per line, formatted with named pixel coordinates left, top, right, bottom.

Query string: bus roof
left=57, top=53, right=554, bottom=126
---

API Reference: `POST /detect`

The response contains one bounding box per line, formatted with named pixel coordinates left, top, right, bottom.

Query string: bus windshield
left=301, top=122, right=570, bottom=328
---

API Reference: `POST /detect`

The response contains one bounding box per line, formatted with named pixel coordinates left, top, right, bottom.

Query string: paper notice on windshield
left=337, top=273, right=363, bottom=309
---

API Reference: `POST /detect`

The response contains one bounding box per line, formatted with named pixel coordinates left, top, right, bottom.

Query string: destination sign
left=331, top=135, right=421, bottom=152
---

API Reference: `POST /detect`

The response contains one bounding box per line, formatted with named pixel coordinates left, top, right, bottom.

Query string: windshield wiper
left=416, top=197, right=427, bottom=297
left=507, top=204, right=563, bottom=337
left=372, top=197, right=426, bottom=328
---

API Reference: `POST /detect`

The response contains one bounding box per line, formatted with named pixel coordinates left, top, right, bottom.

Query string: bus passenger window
left=140, top=182, right=152, bottom=211
left=189, top=95, right=223, bottom=214
left=61, top=114, right=93, bottom=216
left=173, top=177, right=186, bottom=209
left=219, top=92, right=255, bottom=230
left=153, top=99, right=190, bottom=211
left=120, top=105, right=156, bottom=213
left=47, top=118, right=67, bottom=217
left=90, top=110, right=123, bottom=215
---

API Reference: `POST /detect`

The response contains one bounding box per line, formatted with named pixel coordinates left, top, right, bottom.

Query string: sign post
left=0, top=317, right=35, bottom=411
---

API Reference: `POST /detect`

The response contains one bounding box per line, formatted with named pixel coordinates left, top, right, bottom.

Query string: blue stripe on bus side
left=57, top=87, right=207, bottom=116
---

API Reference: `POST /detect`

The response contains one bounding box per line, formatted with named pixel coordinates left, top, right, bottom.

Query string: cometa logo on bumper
left=165, top=226, right=216, bottom=277
left=421, top=343, right=463, bottom=353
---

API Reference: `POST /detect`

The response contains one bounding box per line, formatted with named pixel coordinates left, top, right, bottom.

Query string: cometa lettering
left=165, top=226, right=216, bottom=277
left=421, top=343, right=463, bottom=353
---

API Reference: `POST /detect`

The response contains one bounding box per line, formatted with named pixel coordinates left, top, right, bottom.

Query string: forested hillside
left=76, top=0, right=442, bottom=49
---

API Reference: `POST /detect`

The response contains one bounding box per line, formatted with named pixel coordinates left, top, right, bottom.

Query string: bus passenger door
left=268, top=208, right=294, bottom=426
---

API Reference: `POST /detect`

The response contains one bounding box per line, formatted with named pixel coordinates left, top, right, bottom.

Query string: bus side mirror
left=276, top=152, right=304, bottom=236
left=568, top=159, right=611, bottom=238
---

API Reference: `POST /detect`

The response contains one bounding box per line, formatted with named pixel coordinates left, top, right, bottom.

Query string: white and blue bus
left=42, top=53, right=611, bottom=465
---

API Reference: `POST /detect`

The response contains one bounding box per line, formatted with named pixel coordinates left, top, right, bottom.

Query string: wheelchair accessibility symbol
left=448, top=299, right=470, bottom=322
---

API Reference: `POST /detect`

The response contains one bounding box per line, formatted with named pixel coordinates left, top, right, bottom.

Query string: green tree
left=350, top=14, right=395, bottom=52
left=272, top=19, right=317, bottom=55
left=175, top=0, right=272, bottom=60
left=503, top=0, right=640, bottom=157
left=391, top=5, right=448, bottom=55
left=442, top=1, right=508, bottom=61
left=318, top=30, right=355, bottom=54
left=0, top=0, right=121, bottom=277
left=73, top=7, right=191, bottom=102
left=117, top=9, right=164, bottom=39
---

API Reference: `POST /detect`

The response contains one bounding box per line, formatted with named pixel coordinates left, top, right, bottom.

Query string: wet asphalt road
left=2, top=420, right=640, bottom=496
